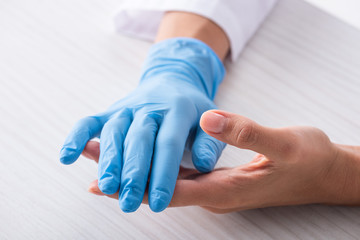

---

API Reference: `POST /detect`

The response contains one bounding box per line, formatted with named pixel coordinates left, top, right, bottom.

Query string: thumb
left=200, top=110, right=290, bottom=157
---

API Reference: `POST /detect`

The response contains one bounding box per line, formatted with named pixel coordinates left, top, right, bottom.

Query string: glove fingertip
left=192, top=148, right=217, bottom=173
left=149, top=190, right=170, bottom=213
left=119, top=196, right=141, bottom=213
left=59, top=148, right=79, bottom=165
left=98, top=177, right=119, bottom=195
left=192, top=133, right=227, bottom=172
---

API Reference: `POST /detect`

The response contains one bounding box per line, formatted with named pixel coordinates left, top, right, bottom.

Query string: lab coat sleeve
left=115, top=0, right=277, bottom=61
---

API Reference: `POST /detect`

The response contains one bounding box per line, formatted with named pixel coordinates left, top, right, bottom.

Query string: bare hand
left=83, top=110, right=360, bottom=213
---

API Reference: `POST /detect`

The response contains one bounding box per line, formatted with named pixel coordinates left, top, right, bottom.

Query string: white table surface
left=305, top=0, right=360, bottom=30
left=1, top=0, right=360, bottom=239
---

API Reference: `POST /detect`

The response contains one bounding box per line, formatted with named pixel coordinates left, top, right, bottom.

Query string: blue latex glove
left=60, top=37, right=226, bottom=212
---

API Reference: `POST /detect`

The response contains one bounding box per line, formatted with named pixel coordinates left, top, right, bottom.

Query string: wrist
left=322, top=144, right=360, bottom=205
left=140, top=38, right=225, bottom=100
left=155, top=12, right=230, bottom=60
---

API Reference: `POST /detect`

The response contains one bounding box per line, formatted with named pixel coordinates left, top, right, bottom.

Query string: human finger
left=191, top=127, right=226, bottom=172
left=147, top=111, right=193, bottom=212
left=60, top=116, right=104, bottom=165
left=82, top=141, right=100, bottom=163
left=90, top=167, right=238, bottom=211
left=119, top=112, right=159, bottom=212
left=200, top=110, right=292, bottom=158
left=89, top=180, right=119, bottom=199
left=178, top=166, right=200, bottom=179
left=167, top=167, right=234, bottom=208
left=97, top=114, right=132, bottom=195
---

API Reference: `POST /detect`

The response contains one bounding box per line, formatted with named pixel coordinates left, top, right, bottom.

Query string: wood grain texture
left=0, top=0, right=359, bottom=239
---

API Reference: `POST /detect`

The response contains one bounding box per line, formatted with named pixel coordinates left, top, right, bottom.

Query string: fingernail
left=149, top=191, right=169, bottom=213
left=202, top=112, right=226, bottom=134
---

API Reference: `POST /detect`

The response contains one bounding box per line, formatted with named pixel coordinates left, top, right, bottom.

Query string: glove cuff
left=140, top=37, right=226, bottom=100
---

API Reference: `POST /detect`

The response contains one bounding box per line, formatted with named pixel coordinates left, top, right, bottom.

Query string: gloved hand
left=60, top=37, right=227, bottom=212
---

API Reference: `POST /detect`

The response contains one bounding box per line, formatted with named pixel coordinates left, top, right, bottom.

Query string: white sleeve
left=114, top=0, right=277, bottom=61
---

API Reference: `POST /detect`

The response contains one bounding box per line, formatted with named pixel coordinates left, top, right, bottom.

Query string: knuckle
left=233, top=120, right=258, bottom=147
left=104, top=118, right=122, bottom=131
left=72, top=116, right=102, bottom=136
left=279, top=134, right=297, bottom=156
left=143, top=112, right=162, bottom=123
left=104, top=117, right=119, bottom=127
left=102, top=118, right=128, bottom=140
left=76, top=115, right=100, bottom=127
left=124, top=185, right=143, bottom=196
left=281, top=128, right=309, bottom=156
left=140, top=114, right=159, bottom=131
left=124, top=153, right=143, bottom=165
left=281, top=140, right=297, bottom=156
left=306, top=127, right=330, bottom=142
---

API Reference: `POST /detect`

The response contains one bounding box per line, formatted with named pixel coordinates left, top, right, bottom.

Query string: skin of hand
left=83, top=110, right=360, bottom=213
left=59, top=12, right=230, bottom=213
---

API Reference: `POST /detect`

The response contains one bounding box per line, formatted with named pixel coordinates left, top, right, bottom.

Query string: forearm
left=155, top=12, right=230, bottom=61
